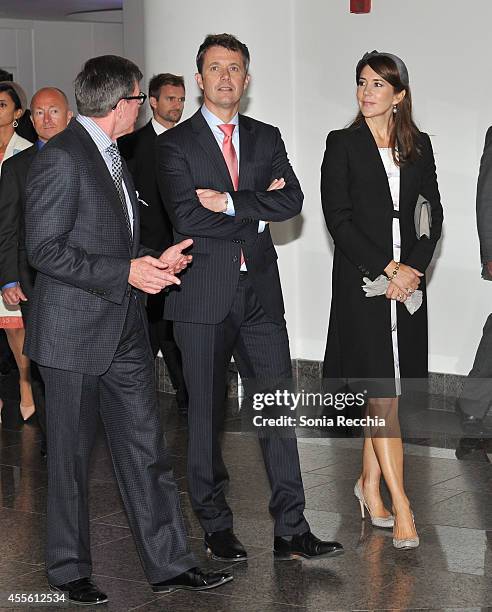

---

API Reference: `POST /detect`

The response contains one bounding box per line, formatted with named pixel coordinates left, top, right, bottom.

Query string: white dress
left=379, top=148, right=401, bottom=396
left=0, top=132, right=32, bottom=327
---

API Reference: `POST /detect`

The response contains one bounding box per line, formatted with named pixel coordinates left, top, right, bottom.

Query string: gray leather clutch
left=415, top=194, right=431, bottom=238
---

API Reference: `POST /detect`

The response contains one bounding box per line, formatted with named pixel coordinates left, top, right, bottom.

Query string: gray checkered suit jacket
left=156, top=110, right=303, bottom=324
left=24, top=118, right=152, bottom=375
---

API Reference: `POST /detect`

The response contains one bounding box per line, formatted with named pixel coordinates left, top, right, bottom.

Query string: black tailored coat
left=24, top=118, right=153, bottom=375
left=118, top=120, right=174, bottom=251
left=156, top=109, right=303, bottom=325
left=0, top=145, right=38, bottom=306
left=321, top=120, right=443, bottom=382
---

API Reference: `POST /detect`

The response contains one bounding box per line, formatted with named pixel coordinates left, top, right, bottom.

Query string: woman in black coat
left=321, top=51, right=443, bottom=548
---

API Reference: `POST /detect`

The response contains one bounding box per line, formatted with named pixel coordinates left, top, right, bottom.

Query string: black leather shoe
left=49, top=577, right=108, bottom=605
left=151, top=567, right=233, bottom=593
left=455, top=437, right=491, bottom=462
left=204, top=528, right=247, bottom=561
left=456, top=404, right=492, bottom=436
left=274, top=531, right=344, bottom=560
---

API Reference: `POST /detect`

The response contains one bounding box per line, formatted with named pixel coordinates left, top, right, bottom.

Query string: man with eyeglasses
left=24, top=55, right=231, bottom=606
left=119, top=74, right=188, bottom=415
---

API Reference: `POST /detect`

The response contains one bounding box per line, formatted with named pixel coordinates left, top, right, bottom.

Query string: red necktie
left=219, top=124, right=244, bottom=266
left=218, top=124, right=239, bottom=190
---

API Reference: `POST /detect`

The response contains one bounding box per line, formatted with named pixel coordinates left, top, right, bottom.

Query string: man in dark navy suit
left=157, top=34, right=344, bottom=563
left=119, top=74, right=188, bottom=412
left=0, top=87, right=73, bottom=448
left=456, top=126, right=492, bottom=461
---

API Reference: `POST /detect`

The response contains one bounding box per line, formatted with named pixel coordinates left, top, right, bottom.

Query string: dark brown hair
left=354, top=54, right=420, bottom=166
left=196, top=33, right=250, bottom=74
left=148, top=73, right=185, bottom=99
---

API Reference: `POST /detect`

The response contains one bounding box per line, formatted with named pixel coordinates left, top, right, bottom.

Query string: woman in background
left=321, top=51, right=443, bottom=548
left=0, top=82, right=34, bottom=422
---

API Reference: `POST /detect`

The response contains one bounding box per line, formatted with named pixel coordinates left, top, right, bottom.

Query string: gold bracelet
left=391, top=261, right=400, bottom=279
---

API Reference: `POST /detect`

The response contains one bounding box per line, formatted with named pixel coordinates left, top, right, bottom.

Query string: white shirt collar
left=151, top=117, right=168, bottom=135
left=201, top=104, right=239, bottom=128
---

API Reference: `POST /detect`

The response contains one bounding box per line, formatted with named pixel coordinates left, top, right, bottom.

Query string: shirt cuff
left=1, top=282, right=17, bottom=290
left=225, top=193, right=235, bottom=216
left=224, top=192, right=264, bottom=233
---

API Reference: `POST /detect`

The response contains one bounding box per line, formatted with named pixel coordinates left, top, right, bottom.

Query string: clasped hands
left=195, top=178, right=286, bottom=212
left=129, top=238, right=193, bottom=294
left=383, top=260, right=423, bottom=303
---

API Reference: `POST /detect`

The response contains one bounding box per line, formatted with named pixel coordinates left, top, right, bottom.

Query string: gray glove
left=362, top=275, right=423, bottom=315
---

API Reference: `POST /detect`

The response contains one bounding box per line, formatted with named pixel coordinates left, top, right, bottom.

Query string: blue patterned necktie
left=107, top=143, right=132, bottom=241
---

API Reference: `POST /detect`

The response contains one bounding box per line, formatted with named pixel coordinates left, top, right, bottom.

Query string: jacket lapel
left=238, top=114, right=254, bottom=190
left=190, top=110, right=235, bottom=191
left=71, top=120, right=131, bottom=246
left=356, top=121, right=395, bottom=211
left=4, top=132, right=17, bottom=161
left=122, top=161, right=140, bottom=252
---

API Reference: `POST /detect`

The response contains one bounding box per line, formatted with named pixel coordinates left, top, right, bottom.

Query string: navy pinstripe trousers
left=174, top=274, right=309, bottom=536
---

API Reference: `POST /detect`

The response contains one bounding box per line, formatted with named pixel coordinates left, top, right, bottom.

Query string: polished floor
left=1, top=371, right=492, bottom=611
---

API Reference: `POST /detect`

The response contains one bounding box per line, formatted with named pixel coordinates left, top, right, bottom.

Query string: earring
left=392, top=105, right=397, bottom=115
left=12, top=120, right=18, bottom=128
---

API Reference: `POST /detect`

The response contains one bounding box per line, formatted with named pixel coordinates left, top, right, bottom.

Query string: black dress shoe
left=49, top=577, right=108, bottom=605
left=204, top=528, right=247, bottom=561
left=274, top=531, right=344, bottom=560
left=455, top=437, right=491, bottom=462
left=151, top=567, right=233, bottom=593
left=456, top=404, right=492, bottom=436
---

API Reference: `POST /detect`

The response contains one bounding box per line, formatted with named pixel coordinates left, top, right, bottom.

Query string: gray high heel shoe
left=392, top=512, right=419, bottom=549
left=354, top=480, right=394, bottom=528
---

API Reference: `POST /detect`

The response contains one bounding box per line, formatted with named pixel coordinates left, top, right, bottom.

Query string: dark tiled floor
left=1, top=371, right=492, bottom=611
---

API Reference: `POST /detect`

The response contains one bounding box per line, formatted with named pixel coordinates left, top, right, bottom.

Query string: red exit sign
left=351, top=0, right=371, bottom=13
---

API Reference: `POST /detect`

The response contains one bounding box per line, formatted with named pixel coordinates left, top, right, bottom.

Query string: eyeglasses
left=112, top=92, right=147, bottom=110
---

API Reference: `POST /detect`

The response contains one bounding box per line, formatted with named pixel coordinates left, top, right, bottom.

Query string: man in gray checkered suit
left=24, top=55, right=231, bottom=606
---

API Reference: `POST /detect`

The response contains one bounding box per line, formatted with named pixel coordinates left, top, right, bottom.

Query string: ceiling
left=0, top=0, right=122, bottom=22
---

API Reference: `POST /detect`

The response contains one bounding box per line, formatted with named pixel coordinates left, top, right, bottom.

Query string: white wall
left=0, top=18, right=123, bottom=110
left=140, top=0, right=300, bottom=345
left=132, top=0, right=492, bottom=374
left=122, top=1, right=145, bottom=78
left=293, top=0, right=491, bottom=374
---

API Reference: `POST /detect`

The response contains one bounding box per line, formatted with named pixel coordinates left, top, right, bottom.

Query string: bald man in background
left=0, top=87, right=73, bottom=452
